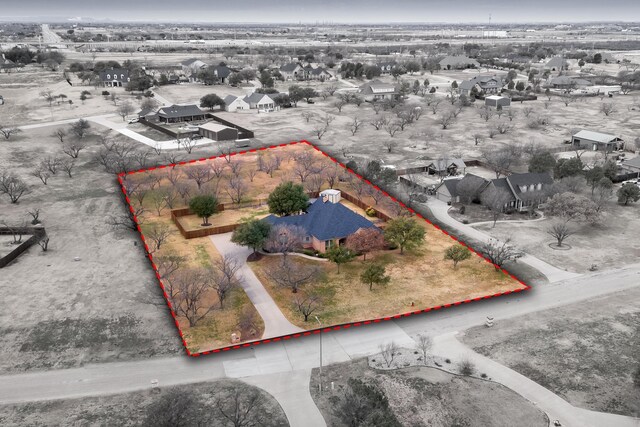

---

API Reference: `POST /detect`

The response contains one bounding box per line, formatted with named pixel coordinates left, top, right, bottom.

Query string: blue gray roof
left=264, top=199, right=378, bottom=241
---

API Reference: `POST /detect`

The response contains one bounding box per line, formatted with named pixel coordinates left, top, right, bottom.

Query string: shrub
left=365, top=206, right=376, bottom=217
left=459, top=205, right=466, bottom=215
left=458, top=359, right=476, bottom=376
left=462, top=219, right=469, bottom=224
left=481, top=373, right=488, bottom=379
left=101, top=90, right=110, bottom=96
left=445, top=358, right=451, bottom=364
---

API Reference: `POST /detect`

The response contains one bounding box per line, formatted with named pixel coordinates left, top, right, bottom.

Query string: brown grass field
left=124, top=142, right=526, bottom=354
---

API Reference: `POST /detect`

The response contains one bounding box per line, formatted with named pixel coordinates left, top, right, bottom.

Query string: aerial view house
left=434, top=178, right=462, bottom=204
left=243, top=93, right=276, bottom=112
left=210, top=64, right=232, bottom=83
left=621, top=157, right=640, bottom=176
left=99, top=68, right=130, bottom=87
left=547, top=76, right=593, bottom=90
left=485, top=95, right=511, bottom=109
left=481, top=172, right=554, bottom=212
left=571, top=130, right=624, bottom=152
left=459, top=75, right=505, bottom=97
left=544, top=56, right=568, bottom=72
left=223, top=95, right=250, bottom=112
left=359, top=80, right=398, bottom=102
left=439, top=55, right=480, bottom=70
left=303, top=66, right=332, bottom=81
left=377, top=61, right=398, bottom=74
left=156, top=104, right=206, bottom=123
left=181, top=58, right=208, bottom=79
left=427, top=158, right=467, bottom=177
left=198, top=122, right=238, bottom=141
left=280, top=62, right=304, bottom=80
left=264, top=190, right=379, bottom=253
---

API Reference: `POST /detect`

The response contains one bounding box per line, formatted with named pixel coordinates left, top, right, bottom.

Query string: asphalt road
left=1, top=264, right=639, bottom=427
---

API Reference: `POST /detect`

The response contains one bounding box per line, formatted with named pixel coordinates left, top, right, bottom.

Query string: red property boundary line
left=116, top=140, right=531, bottom=357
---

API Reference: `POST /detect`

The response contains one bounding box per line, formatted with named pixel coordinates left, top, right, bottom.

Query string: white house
left=223, top=95, right=250, bottom=112
left=243, top=93, right=276, bottom=112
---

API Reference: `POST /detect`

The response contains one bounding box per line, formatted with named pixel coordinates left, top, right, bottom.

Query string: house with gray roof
left=439, top=55, right=480, bottom=70
left=243, top=93, right=276, bottom=111
left=548, top=76, right=593, bottom=90
left=223, top=95, right=250, bottom=112
left=157, top=104, right=206, bottom=123
left=459, top=74, right=506, bottom=97
left=99, top=67, right=130, bottom=87
left=427, top=158, right=466, bottom=177
left=544, top=56, right=568, bottom=72
left=621, top=157, right=640, bottom=175
left=280, top=62, right=303, bottom=80
left=480, top=172, right=554, bottom=212
left=359, top=80, right=398, bottom=102
left=571, top=130, right=624, bottom=153
left=263, top=190, right=379, bottom=253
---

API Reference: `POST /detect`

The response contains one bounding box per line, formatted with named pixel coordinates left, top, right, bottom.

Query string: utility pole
left=315, top=316, right=323, bottom=394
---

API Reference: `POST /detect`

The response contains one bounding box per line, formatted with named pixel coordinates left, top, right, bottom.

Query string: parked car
left=127, top=117, right=139, bottom=124
left=622, top=178, right=640, bottom=187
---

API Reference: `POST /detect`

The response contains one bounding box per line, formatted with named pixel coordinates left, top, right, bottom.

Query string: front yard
left=250, top=219, right=523, bottom=330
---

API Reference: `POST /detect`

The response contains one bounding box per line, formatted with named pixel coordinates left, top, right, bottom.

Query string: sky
left=3, top=0, right=640, bottom=23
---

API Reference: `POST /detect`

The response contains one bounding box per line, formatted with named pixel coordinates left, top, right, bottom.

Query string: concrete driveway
left=209, top=233, right=304, bottom=339
left=426, top=199, right=580, bottom=283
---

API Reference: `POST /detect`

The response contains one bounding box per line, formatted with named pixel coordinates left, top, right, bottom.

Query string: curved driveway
left=209, top=233, right=304, bottom=339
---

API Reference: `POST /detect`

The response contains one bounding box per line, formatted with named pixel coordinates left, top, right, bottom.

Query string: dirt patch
left=461, top=287, right=640, bottom=417
left=310, top=358, right=548, bottom=427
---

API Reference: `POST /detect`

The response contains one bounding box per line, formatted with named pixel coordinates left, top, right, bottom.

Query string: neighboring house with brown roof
left=198, top=122, right=238, bottom=141
left=544, top=56, right=568, bottom=72
left=427, top=158, right=467, bottom=178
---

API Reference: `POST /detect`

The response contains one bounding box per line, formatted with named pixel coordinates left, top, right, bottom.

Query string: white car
left=622, top=178, right=640, bottom=187
left=127, top=117, right=139, bottom=124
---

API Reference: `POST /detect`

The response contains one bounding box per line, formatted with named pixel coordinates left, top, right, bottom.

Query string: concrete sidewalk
left=434, top=333, right=640, bottom=427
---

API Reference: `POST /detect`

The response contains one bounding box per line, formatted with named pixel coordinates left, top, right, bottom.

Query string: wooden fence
left=338, top=189, right=392, bottom=222
left=0, top=226, right=46, bottom=269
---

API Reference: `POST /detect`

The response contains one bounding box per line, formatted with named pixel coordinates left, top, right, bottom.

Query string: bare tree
left=522, top=106, right=534, bottom=117
left=350, top=117, right=363, bottom=135
left=210, top=255, right=241, bottom=308
left=61, top=139, right=87, bottom=158
left=383, top=139, right=397, bottom=153
left=379, top=341, right=399, bottom=368
left=600, top=102, right=616, bottom=116
left=292, top=292, right=322, bottom=322
left=384, top=121, right=401, bottom=137
left=169, top=268, right=216, bottom=327
left=437, top=110, right=456, bottom=129
left=301, top=111, right=314, bottom=123
left=42, top=156, right=61, bottom=175
left=265, top=224, right=305, bottom=259
left=292, top=151, right=318, bottom=183
left=481, top=146, right=521, bottom=178
left=415, top=334, right=433, bottom=365
left=472, top=133, right=484, bottom=146
left=0, top=171, right=29, bottom=203
left=185, top=164, right=215, bottom=190
left=312, top=125, right=328, bottom=140
left=52, top=128, right=67, bottom=143
left=27, top=208, right=41, bottom=225
left=266, top=257, right=319, bottom=293
left=155, top=253, right=187, bottom=280
left=31, top=165, right=51, bottom=185
left=227, top=176, right=248, bottom=205
left=333, top=99, right=347, bottom=113
left=59, top=158, right=76, bottom=178
left=216, top=387, right=269, bottom=427
left=146, top=222, right=172, bottom=254
left=117, top=101, right=135, bottom=121
left=370, top=115, right=389, bottom=130
left=37, top=234, right=50, bottom=252
left=546, top=220, right=574, bottom=247
left=0, top=125, right=21, bottom=140
left=481, top=186, right=513, bottom=227
left=477, top=105, right=494, bottom=122
left=479, top=238, right=524, bottom=271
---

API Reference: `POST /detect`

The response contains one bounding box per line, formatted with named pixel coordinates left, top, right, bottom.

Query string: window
left=520, top=185, right=527, bottom=193
left=529, top=184, right=535, bottom=191
left=537, top=183, right=542, bottom=190
left=106, top=74, right=111, bottom=79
